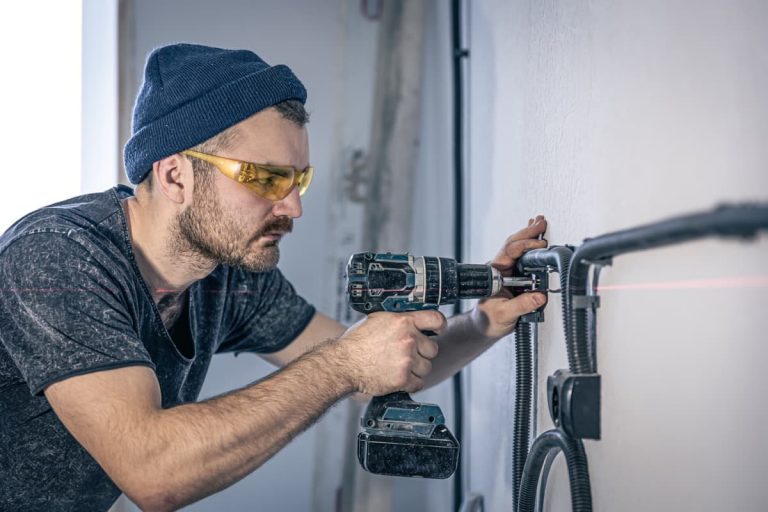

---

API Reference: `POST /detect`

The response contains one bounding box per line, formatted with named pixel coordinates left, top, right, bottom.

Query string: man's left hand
left=473, top=215, right=549, bottom=339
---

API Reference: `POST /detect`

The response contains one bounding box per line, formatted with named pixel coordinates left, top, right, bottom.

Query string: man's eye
left=256, top=175, right=276, bottom=187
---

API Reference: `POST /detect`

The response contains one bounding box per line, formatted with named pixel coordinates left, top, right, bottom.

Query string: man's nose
left=272, top=186, right=303, bottom=218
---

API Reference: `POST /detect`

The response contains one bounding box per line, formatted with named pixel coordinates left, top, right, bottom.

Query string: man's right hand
left=334, top=310, right=446, bottom=396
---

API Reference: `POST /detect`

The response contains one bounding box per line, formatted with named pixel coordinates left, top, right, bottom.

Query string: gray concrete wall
left=462, top=1, right=768, bottom=510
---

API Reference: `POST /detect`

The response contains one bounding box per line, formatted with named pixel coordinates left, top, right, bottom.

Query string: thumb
left=506, top=292, right=547, bottom=319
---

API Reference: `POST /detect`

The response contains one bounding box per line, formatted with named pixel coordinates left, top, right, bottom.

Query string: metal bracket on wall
left=571, top=294, right=601, bottom=310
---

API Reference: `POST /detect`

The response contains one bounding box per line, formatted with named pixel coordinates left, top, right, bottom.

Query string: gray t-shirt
left=0, top=186, right=315, bottom=511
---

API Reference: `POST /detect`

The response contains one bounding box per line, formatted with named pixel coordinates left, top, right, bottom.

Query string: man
left=0, top=43, right=548, bottom=511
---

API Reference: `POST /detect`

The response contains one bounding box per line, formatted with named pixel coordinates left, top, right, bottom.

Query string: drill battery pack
left=356, top=391, right=460, bottom=479
left=357, top=425, right=459, bottom=479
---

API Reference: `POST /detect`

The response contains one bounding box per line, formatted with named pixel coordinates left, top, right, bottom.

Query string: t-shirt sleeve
left=216, top=267, right=315, bottom=355
left=0, top=233, right=154, bottom=395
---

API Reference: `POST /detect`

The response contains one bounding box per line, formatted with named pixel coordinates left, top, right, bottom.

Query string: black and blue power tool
left=346, top=252, right=539, bottom=479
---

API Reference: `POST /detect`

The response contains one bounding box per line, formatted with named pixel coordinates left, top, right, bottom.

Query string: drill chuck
left=458, top=263, right=505, bottom=297
left=415, top=258, right=500, bottom=302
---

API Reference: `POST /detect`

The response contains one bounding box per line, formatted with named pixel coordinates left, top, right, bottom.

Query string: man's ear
left=151, top=153, right=191, bottom=205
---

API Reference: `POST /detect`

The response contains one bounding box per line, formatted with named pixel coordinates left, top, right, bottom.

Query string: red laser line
left=597, top=275, right=768, bottom=291
left=7, top=278, right=766, bottom=296
left=0, top=287, right=261, bottom=295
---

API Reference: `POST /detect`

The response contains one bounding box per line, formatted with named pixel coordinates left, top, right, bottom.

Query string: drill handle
left=362, top=328, right=435, bottom=426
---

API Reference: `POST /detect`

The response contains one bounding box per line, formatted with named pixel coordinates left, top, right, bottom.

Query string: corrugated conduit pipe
left=511, top=247, right=573, bottom=507
left=511, top=321, right=532, bottom=509
left=517, top=429, right=592, bottom=512
left=512, top=248, right=594, bottom=512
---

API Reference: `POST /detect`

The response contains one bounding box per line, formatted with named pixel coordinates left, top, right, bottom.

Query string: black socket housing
left=547, top=369, right=601, bottom=440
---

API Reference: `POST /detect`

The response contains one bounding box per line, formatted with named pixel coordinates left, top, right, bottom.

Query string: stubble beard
left=172, top=178, right=292, bottom=273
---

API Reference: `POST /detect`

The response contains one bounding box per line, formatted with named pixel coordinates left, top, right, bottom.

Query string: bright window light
left=0, top=1, right=82, bottom=233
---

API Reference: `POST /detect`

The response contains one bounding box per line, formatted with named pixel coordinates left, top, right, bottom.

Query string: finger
left=504, top=292, right=548, bottom=318
left=409, top=310, right=447, bottom=335
left=512, top=216, right=547, bottom=241
left=404, top=374, right=425, bottom=393
left=410, top=355, right=433, bottom=379
left=492, top=218, right=548, bottom=269
left=416, top=336, right=439, bottom=359
left=492, top=238, right=549, bottom=270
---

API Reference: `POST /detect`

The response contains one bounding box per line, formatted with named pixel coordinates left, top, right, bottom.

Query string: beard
left=172, top=176, right=293, bottom=273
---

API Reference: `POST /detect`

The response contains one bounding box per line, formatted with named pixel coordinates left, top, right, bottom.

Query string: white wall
left=463, top=1, right=768, bottom=511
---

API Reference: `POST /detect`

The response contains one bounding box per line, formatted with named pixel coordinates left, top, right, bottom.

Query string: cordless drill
left=346, top=252, right=538, bottom=479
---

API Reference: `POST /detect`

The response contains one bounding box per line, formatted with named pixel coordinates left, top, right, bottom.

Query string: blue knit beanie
left=123, top=43, right=307, bottom=184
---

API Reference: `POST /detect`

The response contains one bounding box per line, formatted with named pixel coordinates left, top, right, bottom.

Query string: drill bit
left=502, top=276, right=536, bottom=287
left=497, top=275, right=561, bottom=293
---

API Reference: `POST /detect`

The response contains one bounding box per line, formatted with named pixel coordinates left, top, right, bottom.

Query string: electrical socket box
left=547, top=369, right=601, bottom=440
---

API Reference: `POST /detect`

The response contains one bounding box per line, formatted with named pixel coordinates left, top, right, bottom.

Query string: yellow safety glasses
left=182, top=149, right=314, bottom=201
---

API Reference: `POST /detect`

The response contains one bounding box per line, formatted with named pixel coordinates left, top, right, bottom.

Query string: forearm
left=423, top=307, right=500, bottom=388
left=134, top=340, right=351, bottom=510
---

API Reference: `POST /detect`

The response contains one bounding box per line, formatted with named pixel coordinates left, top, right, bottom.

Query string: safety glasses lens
left=239, top=164, right=294, bottom=201
left=297, top=167, right=314, bottom=196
